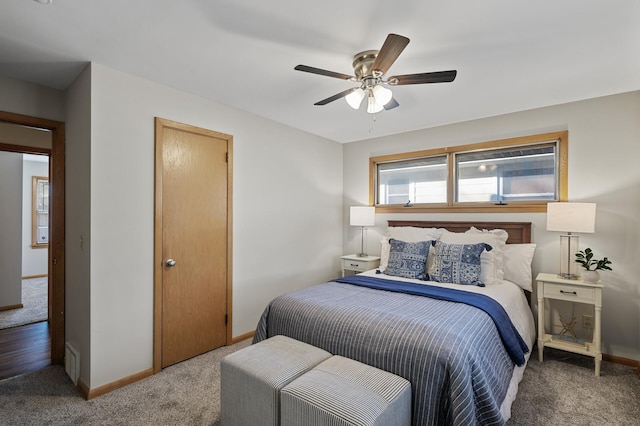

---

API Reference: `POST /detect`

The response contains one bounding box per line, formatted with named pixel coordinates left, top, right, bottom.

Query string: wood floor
left=0, top=321, right=50, bottom=381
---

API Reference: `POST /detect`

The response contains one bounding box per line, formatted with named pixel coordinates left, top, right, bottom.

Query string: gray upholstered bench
left=220, top=335, right=332, bottom=426
left=280, top=355, right=412, bottom=426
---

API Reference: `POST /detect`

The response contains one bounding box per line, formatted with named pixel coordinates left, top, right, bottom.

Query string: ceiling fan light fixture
left=372, top=84, right=393, bottom=107
left=345, top=88, right=365, bottom=109
left=367, top=94, right=384, bottom=114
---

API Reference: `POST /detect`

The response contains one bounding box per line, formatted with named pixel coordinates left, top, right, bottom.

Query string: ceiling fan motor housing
left=352, top=50, right=379, bottom=81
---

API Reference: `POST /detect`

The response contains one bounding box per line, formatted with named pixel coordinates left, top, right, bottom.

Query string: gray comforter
left=253, top=281, right=517, bottom=426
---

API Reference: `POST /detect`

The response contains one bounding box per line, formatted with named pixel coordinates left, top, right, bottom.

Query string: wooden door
left=154, top=118, right=232, bottom=369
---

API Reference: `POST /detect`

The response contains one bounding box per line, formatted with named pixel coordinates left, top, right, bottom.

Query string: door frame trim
left=153, top=117, right=233, bottom=373
left=0, top=110, right=65, bottom=364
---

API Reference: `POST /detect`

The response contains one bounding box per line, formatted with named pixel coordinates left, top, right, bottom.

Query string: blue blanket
left=335, top=275, right=529, bottom=366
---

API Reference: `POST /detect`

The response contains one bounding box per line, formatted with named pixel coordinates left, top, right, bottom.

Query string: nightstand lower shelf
left=538, top=333, right=599, bottom=358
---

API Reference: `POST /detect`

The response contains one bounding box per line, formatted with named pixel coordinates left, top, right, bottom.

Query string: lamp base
left=357, top=226, right=368, bottom=258
left=558, top=234, right=580, bottom=280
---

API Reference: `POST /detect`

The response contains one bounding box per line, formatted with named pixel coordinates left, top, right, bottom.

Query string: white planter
left=582, top=270, right=600, bottom=283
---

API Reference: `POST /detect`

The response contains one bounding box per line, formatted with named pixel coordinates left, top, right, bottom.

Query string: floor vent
left=64, top=342, right=80, bottom=385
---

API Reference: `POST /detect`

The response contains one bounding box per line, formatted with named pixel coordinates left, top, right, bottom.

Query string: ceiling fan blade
left=294, top=65, right=353, bottom=80
left=383, top=97, right=399, bottom=110
left=314, top=88, right=358, bottom=106
left=371, top=34, right=410, bottom=75
left=389, top=70, right=457, bottom=85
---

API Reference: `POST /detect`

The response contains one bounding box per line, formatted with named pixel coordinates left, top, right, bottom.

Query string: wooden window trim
left=369, top=131, right=568, bottom=213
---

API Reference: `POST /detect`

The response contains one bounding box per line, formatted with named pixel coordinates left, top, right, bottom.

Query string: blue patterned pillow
left=430, top=240, right=492, bottom=286
left=384, top=239, right=431, bottom=280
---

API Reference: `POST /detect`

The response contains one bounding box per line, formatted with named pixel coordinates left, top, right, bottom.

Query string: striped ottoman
left=280, top=355, right=411, bottom=426
left=220, top=335, right=332, bottom=426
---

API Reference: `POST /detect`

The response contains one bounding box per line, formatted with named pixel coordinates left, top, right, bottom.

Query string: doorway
left=153, top=118, right=232, bottom=372
left=0, top=110, right=65, bottom=374
left=0, top=153, right=49, bottom=330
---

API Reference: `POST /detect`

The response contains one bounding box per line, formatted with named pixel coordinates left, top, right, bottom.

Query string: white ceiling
left=1, top=0, right=639, bottom=143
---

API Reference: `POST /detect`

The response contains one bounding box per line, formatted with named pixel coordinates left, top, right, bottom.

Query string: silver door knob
left=165, top=258, right=176, bottom=267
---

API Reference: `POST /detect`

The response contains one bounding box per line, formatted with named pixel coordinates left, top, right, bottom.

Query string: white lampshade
left=367, top=95, right=384, bottom=114
left=345, top=88, right=365, bottom=109
left=372, top=85, right=393, bottom=107
left=546, top=202, right=596, bottom=233
left=350, top=206, right=375, bottom=227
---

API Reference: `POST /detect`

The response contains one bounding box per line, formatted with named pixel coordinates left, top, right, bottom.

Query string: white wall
left=84, top=63, right=343, bottom=388
left=64, top=64, right=92, bottom=384
left=0, top=151, right=23, bottom=308
left=0, top=74, right=65, bottom=122
left=22, top=158, right=49, bottom=277
left=343, top=90, right=640, bottom=361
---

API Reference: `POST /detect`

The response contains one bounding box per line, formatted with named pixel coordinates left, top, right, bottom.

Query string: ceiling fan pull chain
left=369, top=114, right=377, bottom=133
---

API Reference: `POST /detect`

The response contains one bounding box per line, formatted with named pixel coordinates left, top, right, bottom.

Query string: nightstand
left=340, top=254, right=380, bottom=277
left=536, top=272, right=603, bottom=376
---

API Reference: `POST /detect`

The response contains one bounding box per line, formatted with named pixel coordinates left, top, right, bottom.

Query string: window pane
left=455, top=143, right=557, bottom=203
left=32, top=176, right=49, bottom=247
left=377, top=156, right=447, bottom=205
left=37, top=225, right=49, bottom=244
left=38, top=181, right=49, bottom=212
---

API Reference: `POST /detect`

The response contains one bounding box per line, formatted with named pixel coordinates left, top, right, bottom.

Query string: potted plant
left=575, top=248, right=612, bottom=283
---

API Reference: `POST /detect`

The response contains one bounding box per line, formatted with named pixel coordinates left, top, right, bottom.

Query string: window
left=370, top=131, right=567, bottom=213
left=32, top=176, right=49, bottom=248
left=455, top=144, right=557, bottom=203
left=377, top=155, right=448, bottom=205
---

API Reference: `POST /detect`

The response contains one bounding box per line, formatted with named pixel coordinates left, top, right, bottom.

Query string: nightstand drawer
left=543, top=282, right=596, bottom=304
left=342, top=259, right=371, bottom=271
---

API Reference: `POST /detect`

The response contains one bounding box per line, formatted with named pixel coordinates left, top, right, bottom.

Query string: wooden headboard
left=387, top=221, right=532, bottom=244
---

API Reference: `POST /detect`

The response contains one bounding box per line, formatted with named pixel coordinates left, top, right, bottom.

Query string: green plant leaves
left=575, top=248, right=612, bottom=271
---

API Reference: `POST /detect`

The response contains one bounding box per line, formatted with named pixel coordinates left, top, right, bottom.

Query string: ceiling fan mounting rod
left=362, top=76, right=379, bottom=89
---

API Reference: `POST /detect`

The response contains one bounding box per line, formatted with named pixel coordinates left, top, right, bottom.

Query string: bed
left=253, top=220, right=536, bottom=425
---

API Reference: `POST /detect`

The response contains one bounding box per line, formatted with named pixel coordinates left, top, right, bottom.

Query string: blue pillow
left=384, top=239, right=431, bottom=280
left=430, top=240, right=492, bottom=286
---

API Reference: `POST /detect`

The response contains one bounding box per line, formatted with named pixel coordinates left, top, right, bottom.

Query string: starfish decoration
left=558, top=314, right=578, bottom=340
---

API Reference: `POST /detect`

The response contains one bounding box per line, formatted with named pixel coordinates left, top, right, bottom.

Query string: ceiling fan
left=294, top=33, right=457, bottom=114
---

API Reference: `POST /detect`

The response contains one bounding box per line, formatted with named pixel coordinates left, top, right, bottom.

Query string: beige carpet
left=509, top=347, right=640, bottom=425
left=0, top=277, right=48, bottom=329
left=0, top=339, right=251, bottom=425
left=0, top=341, right=637, bottom=425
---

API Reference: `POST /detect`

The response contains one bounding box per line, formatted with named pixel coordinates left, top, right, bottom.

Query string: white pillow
left=465, top=227, right=509, bottom=279
left=464, top=226, right=509, bottom=247
left=380, top=236, right=391, bottom=270
left=440, top=228, right=508, bottom=285
left=502, top=244, right=536, bottom=291
left=381, top=227, right=445, bottom=272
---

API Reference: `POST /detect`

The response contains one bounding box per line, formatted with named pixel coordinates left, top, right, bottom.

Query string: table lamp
left=350, top=206, right=375, bottom=257
left=546, top=202, right=596, bottom=279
